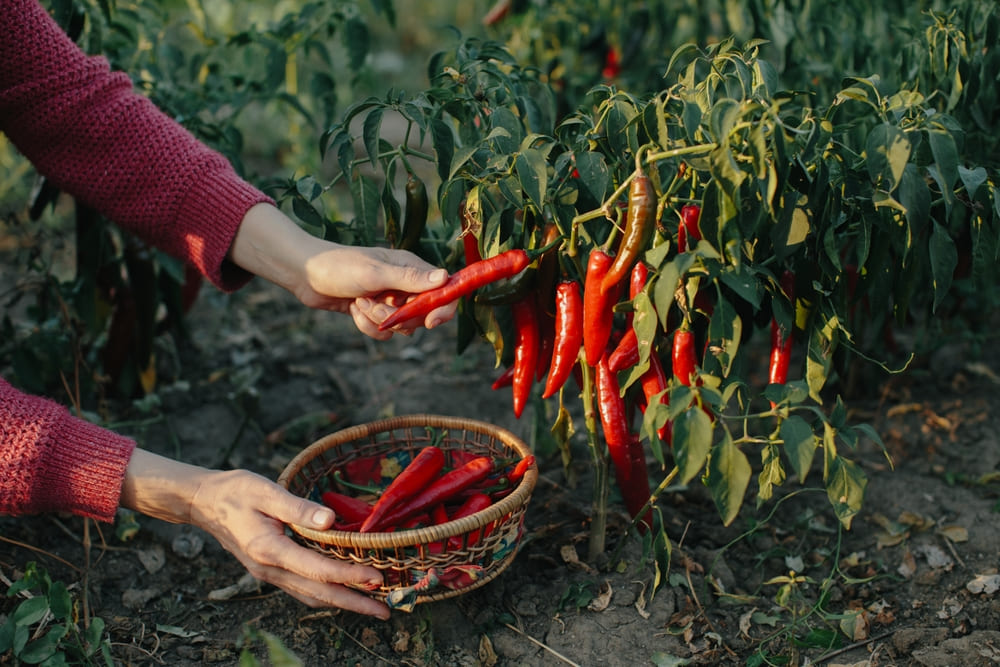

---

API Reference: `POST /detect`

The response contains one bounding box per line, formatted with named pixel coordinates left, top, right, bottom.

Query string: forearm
left=227, top=203, right=317, bottom=296
left=119, top=448, right=212, bottom=525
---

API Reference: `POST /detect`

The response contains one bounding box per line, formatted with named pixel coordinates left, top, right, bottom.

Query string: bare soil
left=3, top=276, right=1000, bottom=666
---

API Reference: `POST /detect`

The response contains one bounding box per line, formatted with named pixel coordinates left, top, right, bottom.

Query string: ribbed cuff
left=175, top=163, right=274, bottom=292
left=36, top=412, right=137, bottom=522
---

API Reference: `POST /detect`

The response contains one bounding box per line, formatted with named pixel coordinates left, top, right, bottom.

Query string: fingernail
left=427, top=318, right=441, bottom=330
left=312, top=508, right=333, bottom=527
left=430, top=269, right=448, bottom=283
left=357, top=297, right=372, bottom=310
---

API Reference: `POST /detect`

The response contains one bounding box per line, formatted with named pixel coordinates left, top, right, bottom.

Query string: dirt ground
left=3, top=274, right=1000, bottom=667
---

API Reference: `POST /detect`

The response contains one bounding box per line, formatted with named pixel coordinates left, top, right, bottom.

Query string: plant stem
left=579, top=350, right=608, bottom=561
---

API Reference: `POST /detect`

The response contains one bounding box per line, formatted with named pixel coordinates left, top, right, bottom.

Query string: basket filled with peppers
left=277, top=414, right=537, bottom=611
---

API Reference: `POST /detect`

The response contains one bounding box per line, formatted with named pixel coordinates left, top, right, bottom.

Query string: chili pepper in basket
left=678, top=204, right=702, bottom=253
left=583, top=248, right=622, bottom=367
left=511, top=297, right=540, bottom=419
left=602, top=170, right=656, bottom=294
left=508, top=455, right=535, bottom=485
left=359, top=446, right=446, bottom=532
left=542, top=280, right=584, bottom=398
left=366, top=456, right=494, bottom=531
left=320, top=491, right=373, bottom=525
left=768, top=270, right=796, bottom=406
left=441, top=492, right=495, bottom=551
left=398, top=174, right=429, bottom=251
left=379, top=243, right=557, bottom=331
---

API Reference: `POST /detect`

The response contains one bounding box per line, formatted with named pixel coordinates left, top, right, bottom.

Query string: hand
left=228, top=203, right=456, bottom=338
left=120, top=450, right=391, bottom=619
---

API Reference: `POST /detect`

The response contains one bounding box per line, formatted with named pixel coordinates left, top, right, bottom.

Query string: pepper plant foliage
left=306, top=20, right=999, bottom=544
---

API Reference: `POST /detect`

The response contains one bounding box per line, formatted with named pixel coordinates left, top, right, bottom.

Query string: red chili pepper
left=511, top=297, right=540, bottom=419
left=320, top=491, right=373, bottom=524
left=508, top=455, right=536, bottom=485
left=379, top=248, right=540, bottom=331
left=768, top=270, right=796, bottom=406
left=640, top=350, right=671, bottom=443
left=596, top=352, right=633, bottom=485
left=607, top=327, right=639, bottom=373
left=359, top=446, right=446, bottom=532
left=446, top=493, right=494, bottom=549
left=625, top=433, right=654, bottom=534
left=602, top=45, right=622, bottom=79
left=672, top=328, right=697, bottom=386
left=491, top=365, right=515, bottom=390
left=542, top=280, right=584, bottom=398
left=603, top=171, right=656, bottom=294
left=583, top=248, right=622, bottom=367
left=678, top=204, right=702, bottom=253
left=367, top=455, right=494, bottom=531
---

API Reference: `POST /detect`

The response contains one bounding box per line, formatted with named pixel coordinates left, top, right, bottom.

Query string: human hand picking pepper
left=228, top=204, right=456, bottom=339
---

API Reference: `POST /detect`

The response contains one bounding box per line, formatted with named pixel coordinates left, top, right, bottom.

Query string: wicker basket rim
left=276, top=414, right=537, bottom=550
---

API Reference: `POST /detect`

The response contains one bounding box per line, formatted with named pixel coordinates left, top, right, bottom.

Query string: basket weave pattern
left=277, top=414, right=537, bottom=605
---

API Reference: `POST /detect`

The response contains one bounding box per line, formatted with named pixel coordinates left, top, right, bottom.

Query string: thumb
left=267, top=485, right=336, bottom=530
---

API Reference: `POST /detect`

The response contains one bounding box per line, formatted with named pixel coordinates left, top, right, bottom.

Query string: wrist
left=120, top=449, right=212, bottom=525
left=228, top=203, right=319, bottom=294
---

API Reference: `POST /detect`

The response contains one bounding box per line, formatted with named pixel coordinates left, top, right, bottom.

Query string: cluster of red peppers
left=379, top=163, right=800, bottom=536
left=317, top=445, right=534, bottom=548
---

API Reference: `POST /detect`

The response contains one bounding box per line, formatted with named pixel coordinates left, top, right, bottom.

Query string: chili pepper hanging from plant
left=583, top=248, right=621, bottom=367
left=398, top=174, right=429, bottom=251
left=511, top=296, right=540, bottom=419
left=542, top=279, right=584, bottom=398
left=768, top=269, right=796, bottom=406
left=602, top=165, right=656, bottom=294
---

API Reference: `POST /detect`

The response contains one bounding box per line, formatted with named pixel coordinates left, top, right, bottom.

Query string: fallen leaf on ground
left=966, top=573, right=1000, bottom=595
left=207, top=571, right=260, bottom=600
left=936, top=524, right=969, bottom=542
left=587, top=580, right=613, bottom=611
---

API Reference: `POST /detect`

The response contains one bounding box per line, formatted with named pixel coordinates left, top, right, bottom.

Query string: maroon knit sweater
left=1, top=0, right=273, bottom=521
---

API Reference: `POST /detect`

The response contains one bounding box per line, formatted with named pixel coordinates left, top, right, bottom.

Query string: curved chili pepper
left=678, top=204, right=702, bottom=253
left=367, top=456, right=494, bottom=531
left=446, top=492, right=495, bottom=549
left=672, top=328, right=697, bottom=386
left=607, top=327, right=639, bottom=373
left=534, top=223, right=561, bottom=381
left=491, top=365, right=515, bottom=390
left=542, top=280, right=584, bottom=398
left=508, top=455, right=536, bottom=485
left=639, top=350, right=671, bottom=443
left=320, top=491, right=373, bottom=524
left=768, top=270, right=796, bottom=406
left=359, top=446, right=446, bottom=532
left=625, top=433, right=654, bottom=534
left=398, top=174, right=429, bottom=251
left=583, top=248, right=621, bottom=367
left=596, top=352, right=633, bottom=485
left=602, top=171, right=656, bottom=294
left=511, top=296, right=540, bottom=419
left=379, top=247, right=549, bottom=331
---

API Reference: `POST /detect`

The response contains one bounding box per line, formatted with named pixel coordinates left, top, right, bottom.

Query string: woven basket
left=277, top=414, right=537, bottom=609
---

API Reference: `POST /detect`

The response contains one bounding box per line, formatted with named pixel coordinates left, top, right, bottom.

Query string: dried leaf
left=634, top=581, right=651, bottom=619
left=897, top=548, right=917, bottom=579
left=916, top=544, right=953, bottom=570
left=137, top=546, right=165, bottom=575
left=587, top=580, right=613, bottom=612
left=839, top=608, right=870, bottom=641
left=738, top=607, right=756, bottom=638
left=478, top=634, right=498, bottom=667
left=966, top=574, right=1000, bottom=595
left=560, top=544, right=597, bottom=574
left=936, top=524, right=969, bottom=543
left=898, top=511, right=935, bottom=531
left=360, top=627, right=380, bottom=649
left=392, top=630, right=410, bottom=653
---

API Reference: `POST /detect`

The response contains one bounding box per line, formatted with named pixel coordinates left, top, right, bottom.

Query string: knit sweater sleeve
left=0, top=377, right=136, bottom=522
left=0, top=0, right=274, bottom=291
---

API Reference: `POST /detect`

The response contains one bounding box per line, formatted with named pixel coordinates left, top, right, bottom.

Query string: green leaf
left=13, top=596, right=50, bottom=627
left=46, top=582, right=71, bottom=620
left=515, top=148, right=548, bottom=212
left=672, top=405, right=714, bottom=484
left=489, top=107, right=523, bottom=154
left=575, top=151, right=610, bottom=203
left=706, top=431, right=751, bottom=526
left=430, top=117, right=454, bottom=182
left=929, top=221, right=958, bottom=312
left=865, top=123, right=910, bottom=192
left=19, top=625, right=67, bottom=664
left=899, top=164, right=930, bottom=238
left=781, top=415, right=817, bottom=483
left=343, top=16, right=370, bottom=71
left=361, top=107, right=384, bottom=168
left=959, top=165, right=988, bottom=200
left=928, top=125, right=960, bottom=193
left=826, top=455, right=868, bottom=529
left=349, top=172, right=380, bottom=231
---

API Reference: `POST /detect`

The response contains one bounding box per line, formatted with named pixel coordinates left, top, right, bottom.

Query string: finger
left=252, top=560, right=390, bottom=619
left=349, top=302, right=394, bottom=340
left=423, top=302, right=458, bottom=330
